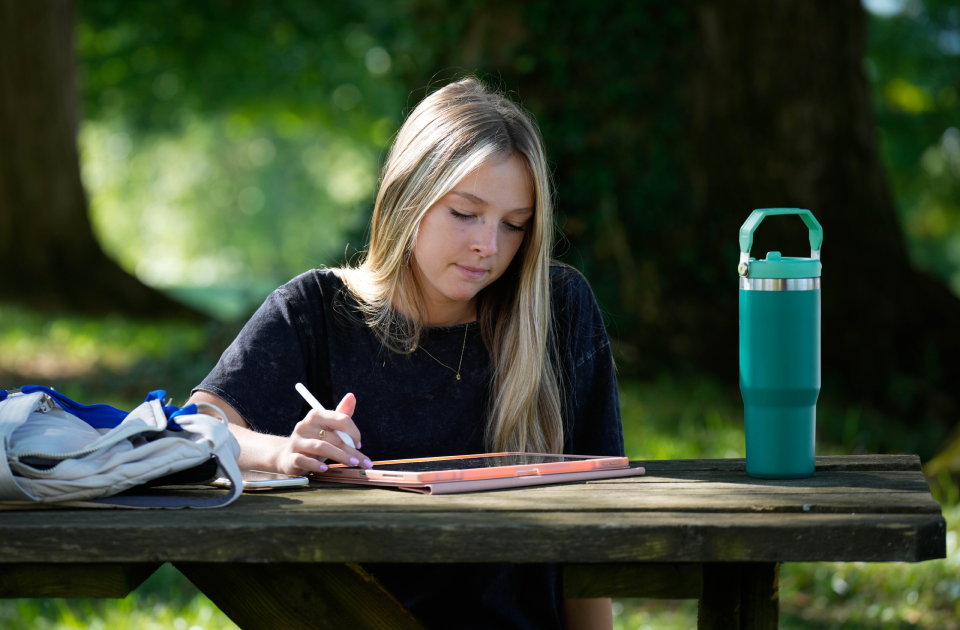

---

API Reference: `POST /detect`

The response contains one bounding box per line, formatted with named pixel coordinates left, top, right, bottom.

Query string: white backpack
left=0, top=386, right=242, bottom=508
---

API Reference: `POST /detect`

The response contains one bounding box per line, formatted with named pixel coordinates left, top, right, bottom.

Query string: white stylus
left=295, top=383, right=357, bottom=449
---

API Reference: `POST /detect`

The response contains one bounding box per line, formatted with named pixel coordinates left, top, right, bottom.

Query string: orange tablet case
left=310, top=452, right=646, bottom=494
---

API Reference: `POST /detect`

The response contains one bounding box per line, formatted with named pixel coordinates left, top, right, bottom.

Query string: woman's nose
left=471, top=222, right=499, bottom=257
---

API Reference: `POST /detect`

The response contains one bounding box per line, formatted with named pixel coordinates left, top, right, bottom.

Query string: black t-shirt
left=195, top=264, right=623, bottom=630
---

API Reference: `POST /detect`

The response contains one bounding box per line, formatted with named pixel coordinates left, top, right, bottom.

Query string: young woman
left=188, top=77, right=623, bottom=630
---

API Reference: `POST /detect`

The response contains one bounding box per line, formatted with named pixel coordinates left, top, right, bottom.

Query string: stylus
left=295, top=383, right=357, bottom=449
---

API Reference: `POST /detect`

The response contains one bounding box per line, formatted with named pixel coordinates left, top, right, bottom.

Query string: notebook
left=311, top=452, right=646, bottom=495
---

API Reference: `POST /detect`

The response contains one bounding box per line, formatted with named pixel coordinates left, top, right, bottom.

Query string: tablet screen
left=370, top=454, right=607, bottom=473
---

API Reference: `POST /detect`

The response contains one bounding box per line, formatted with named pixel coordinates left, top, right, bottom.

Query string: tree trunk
left=686, top=0, right=960, bottom=425
left=416, top=0, right=960, bottom=426
left=0, top=0, right=200, bottom=318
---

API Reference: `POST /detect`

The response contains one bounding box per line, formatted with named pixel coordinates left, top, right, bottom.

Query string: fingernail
left=319, top=463, right=328, bottom=472
left=349, top=457, right=360, bottom=467
left=357, top=441, right=361, bottom=449
left=363, top=458, right=373, bottom=469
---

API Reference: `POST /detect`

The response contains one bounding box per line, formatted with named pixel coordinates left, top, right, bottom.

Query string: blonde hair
left=338, top=77, right=563, bottom=454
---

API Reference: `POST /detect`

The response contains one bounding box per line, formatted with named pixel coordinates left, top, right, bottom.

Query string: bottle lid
left=746, top=251, right=821, bottom=279
left=737, top=208, right=823, bottom=279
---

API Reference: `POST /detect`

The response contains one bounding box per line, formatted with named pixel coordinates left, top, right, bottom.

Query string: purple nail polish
left=349, top=457, right=360, bottom=467
left=363, top=458, right=373, bottom=469
left=357, top=441, right=361, bottom=449
left=319, top=463, right=328, bottom=472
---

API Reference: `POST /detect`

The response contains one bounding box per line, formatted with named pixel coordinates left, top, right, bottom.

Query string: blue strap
left=144, top=390, right=185, bottom=431
left=3, top=386, right=185, bottom=431
left=21, top=385, right=128, bottom=429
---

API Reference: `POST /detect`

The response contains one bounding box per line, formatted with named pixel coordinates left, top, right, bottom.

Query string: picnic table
left=0, top=454, right=946, bottom=629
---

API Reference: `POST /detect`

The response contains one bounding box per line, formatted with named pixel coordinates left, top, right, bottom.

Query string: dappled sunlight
left=620, top=377, right=746, bottom=461
left=0, top=305, right=206, bottom=380
left=0, top=305, right=215, bottom=410
left=776, top=504, right=960, bottom=629
left=885, top=77, right=934, bottom=113
left=2, top=1, right=956, bottom=627
left=79, top=113, right=383, bottom=297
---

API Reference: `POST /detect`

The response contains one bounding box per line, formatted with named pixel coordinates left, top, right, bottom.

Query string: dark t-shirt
left=195, top=264, right=623, bottom=630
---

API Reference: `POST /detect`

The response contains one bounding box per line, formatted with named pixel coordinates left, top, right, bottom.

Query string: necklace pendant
left=456, top=374, right=461, bottom=380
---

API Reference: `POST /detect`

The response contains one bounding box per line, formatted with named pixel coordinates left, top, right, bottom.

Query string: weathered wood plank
left=0, top=562, right=159, bottom=598
left=294, top=484, right=939, bottom=514
left=638, top=455, right=921, bottom=473
left=0, top=512, right=944, bottom=564
left=563, top=563, right=702, bottom=598
left=294, top=490, right=940, bottom=514
left=740, top=563, right=779, bottom=630
left=1, top=470, right=936, bottom=516
left=699, top=563, right=741, bottom=629
left=176, top=562, right=424, bottom=630
left=587, top=469, right=932, bottom=489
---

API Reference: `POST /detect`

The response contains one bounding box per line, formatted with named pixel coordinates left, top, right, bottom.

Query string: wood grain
left=0, top=470, right=938, bottom=515
left=0, top=562, right=159, bottom=598
left=0, top=512, right=944, bottom=564
left=740, top=563, right=779, bottom=630
left=0, top=456, right=944, bottom=566
left=699, top=563, right=741, bottom=629
left=635, top=455, right=921, bottom=473
left=176, top=562, right=424, bottom=630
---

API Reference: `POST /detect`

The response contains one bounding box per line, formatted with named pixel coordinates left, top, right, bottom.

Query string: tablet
left=313, top=452, right=629, bottom=484
left=211, top=470, right=309, bottom=491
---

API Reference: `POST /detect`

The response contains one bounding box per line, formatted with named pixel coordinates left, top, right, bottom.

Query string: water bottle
left=738, top=208, right=822, bottom=479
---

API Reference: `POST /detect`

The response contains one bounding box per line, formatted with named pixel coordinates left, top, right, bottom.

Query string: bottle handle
left=738, top=208, right=822, bottom=275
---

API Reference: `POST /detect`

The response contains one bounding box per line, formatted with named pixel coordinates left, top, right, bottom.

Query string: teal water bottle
left=738, top=208, right=822, bottom=479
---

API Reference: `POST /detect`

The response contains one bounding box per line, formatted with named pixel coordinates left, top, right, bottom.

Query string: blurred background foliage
left=2, top=0, right=960, bottom=628
left=868, top=0, right=960, bottom=295
left=74, top=0, right=960, bottom=320
left=77, top=0, right=416, bottom=317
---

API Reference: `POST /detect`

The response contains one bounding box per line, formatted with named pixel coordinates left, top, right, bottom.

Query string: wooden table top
left=0, top=455, right=945, bottom=565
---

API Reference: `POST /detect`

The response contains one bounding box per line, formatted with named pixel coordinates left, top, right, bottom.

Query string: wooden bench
left=0, top=455, right=945, bottom=629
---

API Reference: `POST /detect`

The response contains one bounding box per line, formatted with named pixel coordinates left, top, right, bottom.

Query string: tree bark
left=686, top=0, right=960, bottom=424
left=418, top=0, right=960, bottom=426
left=0, top=0, right=200, bottom=318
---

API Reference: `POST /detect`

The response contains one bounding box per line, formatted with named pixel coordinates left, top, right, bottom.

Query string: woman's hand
left=276, top=393, right=372, bottom=475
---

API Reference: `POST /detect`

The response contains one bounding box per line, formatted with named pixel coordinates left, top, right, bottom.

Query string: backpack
left=0, top=386, right=242, bottom=508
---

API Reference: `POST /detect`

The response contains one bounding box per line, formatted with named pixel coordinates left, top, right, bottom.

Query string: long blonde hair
left=338, top=77, right=563, bottom=454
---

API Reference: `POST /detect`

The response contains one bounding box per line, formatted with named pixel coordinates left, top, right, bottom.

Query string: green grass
left=1, top=305, right=956, bottom=629
left=613, top=503, right=960, bottom=630
left=0, top=564, right=237, bottom=630
left=0, top=303, right=229, bottom=409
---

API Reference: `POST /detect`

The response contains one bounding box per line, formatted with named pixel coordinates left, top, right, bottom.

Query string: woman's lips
left=455, top=264, right=489, bottom=280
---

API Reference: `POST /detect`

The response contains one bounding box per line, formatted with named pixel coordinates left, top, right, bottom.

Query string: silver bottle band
left=739, top=277, right=820, bottom=291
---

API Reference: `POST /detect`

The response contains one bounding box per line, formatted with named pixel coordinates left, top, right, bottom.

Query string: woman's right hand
left=276, top=393, right=373, bottom=475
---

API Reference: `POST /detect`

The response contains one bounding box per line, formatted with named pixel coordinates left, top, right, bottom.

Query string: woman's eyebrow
left=450, top=190, right=487, bottom=205
left=450, top=191, right=534, bottom=215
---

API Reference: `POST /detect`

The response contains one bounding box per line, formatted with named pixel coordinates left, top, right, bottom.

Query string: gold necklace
left=419, top=324, right=470, bottom=381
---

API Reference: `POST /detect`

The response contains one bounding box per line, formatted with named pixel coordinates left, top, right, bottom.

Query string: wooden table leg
left=175, top=562, right=425, bottom=630
left=698, top=563, right=779, bottom=630
left=740, top=563, right=779, bottom=630
left=698, top=563, right=741, bottom=629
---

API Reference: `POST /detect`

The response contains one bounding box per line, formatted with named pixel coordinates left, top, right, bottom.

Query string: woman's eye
left=449, top=209, right=473, bottom=221
left=503, top=222, right=525, bottom=233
